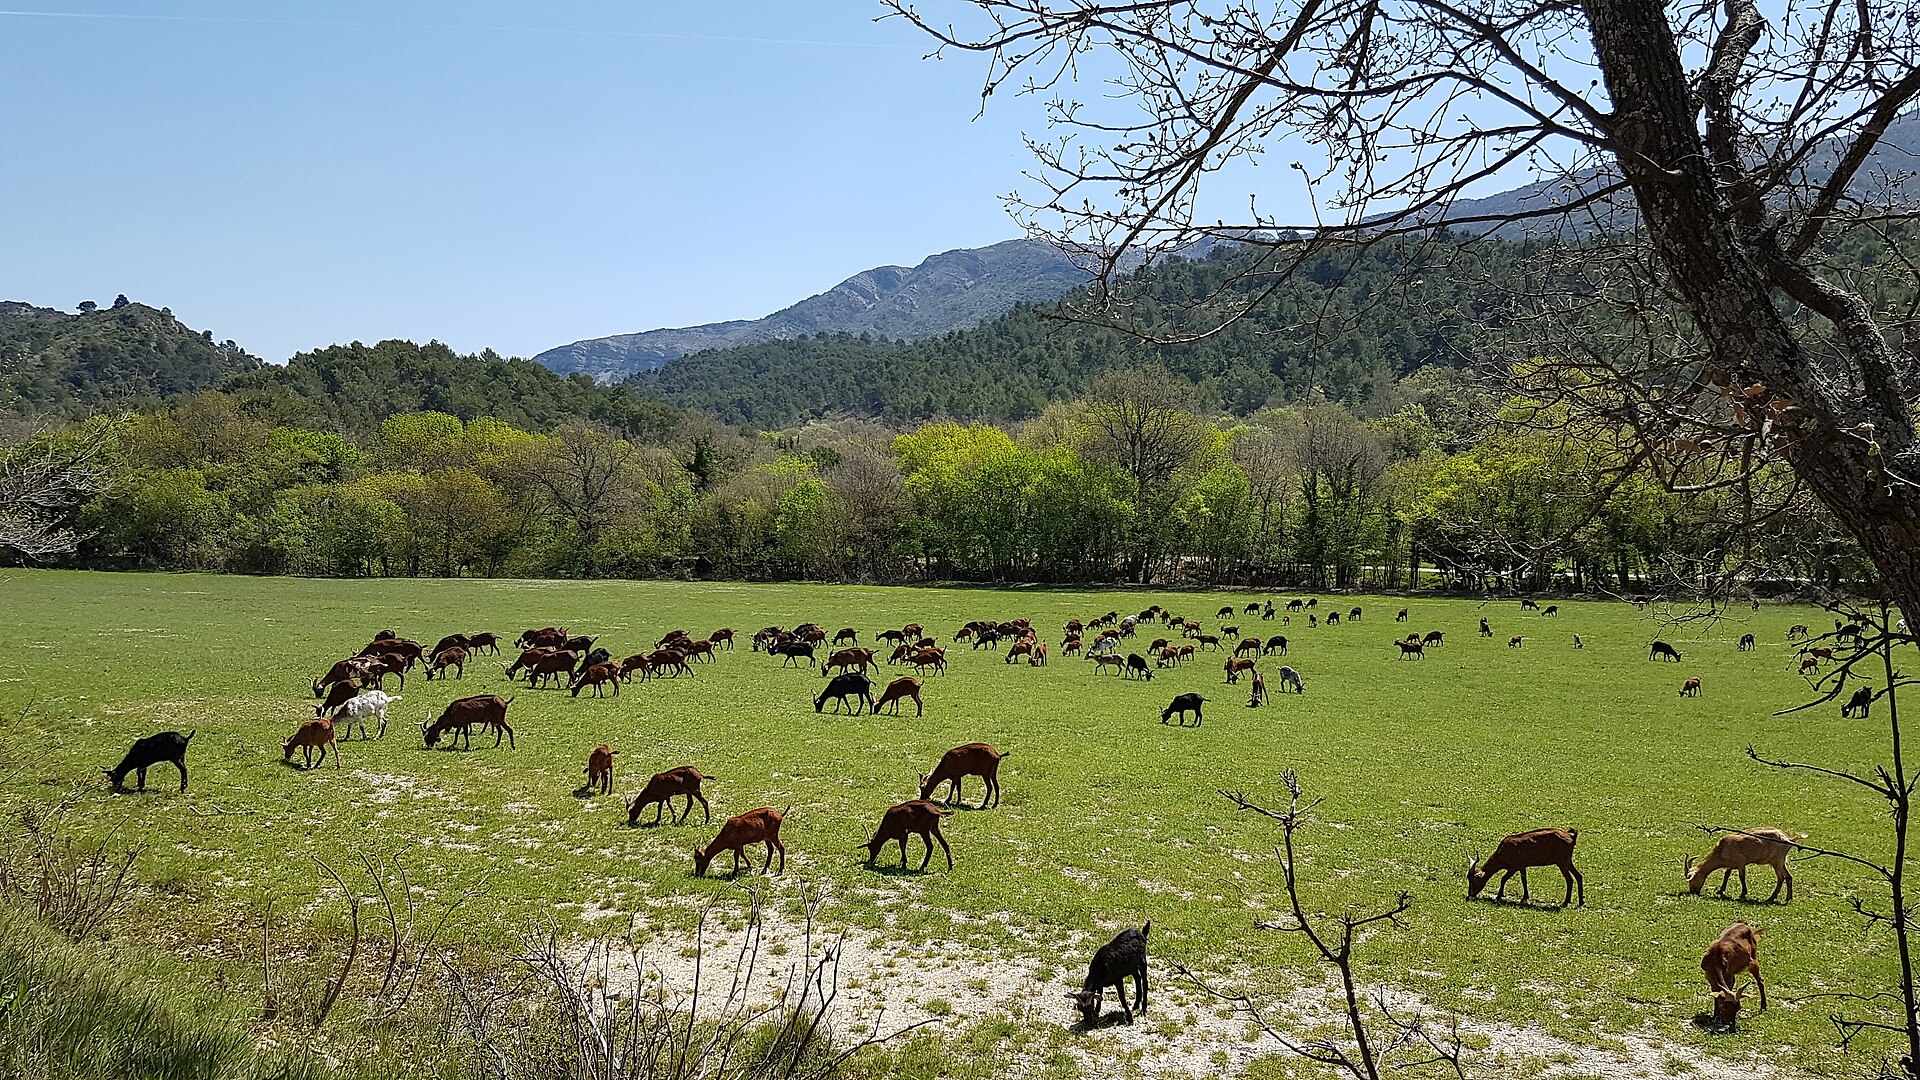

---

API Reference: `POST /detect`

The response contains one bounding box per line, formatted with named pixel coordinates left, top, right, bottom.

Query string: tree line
left=4, top=365, right=1867, bottom=593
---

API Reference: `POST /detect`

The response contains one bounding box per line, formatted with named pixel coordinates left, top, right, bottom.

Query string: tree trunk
left=1586, top=0, right=1920, bottom=617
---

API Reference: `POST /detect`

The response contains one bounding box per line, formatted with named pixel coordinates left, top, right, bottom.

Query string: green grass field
left=0, top=570, right=1904, bottom=1077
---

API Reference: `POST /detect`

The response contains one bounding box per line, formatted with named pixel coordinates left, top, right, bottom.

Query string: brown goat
left=710, top=628, right=735, bottom=650
left=693, top=807, right=787, bottom=877
left=1468, top=827, right=1583, bottom=906
left=584, top=745, right=617, bottom=795
left=1680, top=676, right=1702, bottom=697
left=1234, top=636, right=1263, bottom=657
left=1703, top=923, right=1766, bottom=1026
left=568, top=661, right=621, bottom=697
left=864, top=800, right=953, bottom=871
left=874, top=676, right=925, bottom=716
left=920, top=743, right=1006, bottom=809
left=1687, top=828, right=1802, bottom=903
left=422, top=694, right=514, bottom=750
left=1224, top=657, right=1256, bottom=684
left=627, top=766, right=715, bottom=826
left=1395, top=639, right=1425, bottom=659
left=284, top=717, right=338, bottom=769
left=425, top=647, right=467, bottom=680
left=825, top=647, right=877, bottom=674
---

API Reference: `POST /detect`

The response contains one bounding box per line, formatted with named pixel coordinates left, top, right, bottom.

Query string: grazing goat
left=1687, top=828, right=1801, bottom=903
left=1650, top=641, right=1682, bottom=662
left=1522, top=598, right=1541, bottom=611
left=1542, top=605, right=1559, bottom=616
left=874, top=676, right=925, bottom=716
left=1124, top=653, right=1155, bottom=681
left=693, top=807, right=787, bottom=877
left=1508, top=636, right=1524, bottom=648
left=568, top=662, right=622, bottom=698
left=628, top=766, right=715, bottom=825
left=1223, top=658, right=1256, bottom=684
left=1468, top=827, right=1583, bottom=906
left=1681, top=677, right=1702, bottom=697
left=1234, top=636, right=1262, bottom=657
left=649, top=649, right=693, bottom=678
left=1799, top=656, right=1821, bottom=674
left=774, top=642, right=817, bottom=668
left=465, top=631, right=500, bottom=654
left=284, top=717, right=338, bottom=769
left=1423, top=631, right=1444, bottom=647
left=1091, top=653, right=1125, bottom=675
left=833, top=627, right=859, bottom=645
left=1395, top=639, right=1425, bottom=659
left=422, top=694, right=514, bottom=750
left=1349, top=607, right=1363, bottom=621
left=907, top=647, right=947, bottom=675
left=710, top=628, right=735, bottom=650
left=1274, top=666, right=1305, bottom=694
left=1738, top=633, right=1756, bottom=651
left=584, top=745, right=617, bottom=795
left=1843, top=685, right=1874, bottom=718
left=335, top=690, right=396, bottom=739
left=1162, top=693, right=1206, bottom=726
left=1397, top=608, right=1409, bottom=622
left=316, top=679, right=361, bottom=717
left=104, top=730, right=193, bottom=792
left=1703, top=923, right=1766, bottom=1027
left=1070, top=923, right=1150, bottom=1026
left=1217, top=605, right=1235, bottom=619
left=824, top=647, right=876, bottom=674
left=1264, top=634, right=1289, bottom=655
left=815, top=673, right=874, bottom=714
left=920, top=743, right=1005, bottom=808
left=864, top=800, right=953, bottom=871
left=430, top=633, right=469, bottom=659
left=1786, top=624, right=1810, bottom=640
left=312, top=657, right=369, bottom=698
left=425, top=647, right=466, bottom=680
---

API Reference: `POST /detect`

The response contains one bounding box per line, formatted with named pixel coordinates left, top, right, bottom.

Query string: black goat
left=1161, top=694, right=1206, bottom=726
left=1124, top=653, right=1154, bottom=681
left=815, top=673, right=874, bottom=714
left=1844, top=686, right=1874, bottom=718
left=104, top=730, right=194, bottom=793
left=1070, top=922, right=1150, bottom=1025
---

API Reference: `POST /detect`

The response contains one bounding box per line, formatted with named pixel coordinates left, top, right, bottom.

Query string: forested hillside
left=0, top=298, right=260, bottom=418
left=216, top=340, right=686, bottom=441
left=635, top=237, right=1566, bottom=426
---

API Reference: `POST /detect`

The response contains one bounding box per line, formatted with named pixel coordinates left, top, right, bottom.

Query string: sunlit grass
left=0, top=569, right=1900, bottom=1075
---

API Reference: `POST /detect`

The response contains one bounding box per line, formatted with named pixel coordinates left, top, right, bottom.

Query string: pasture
left=0, top=570, right=1901, bottom=1077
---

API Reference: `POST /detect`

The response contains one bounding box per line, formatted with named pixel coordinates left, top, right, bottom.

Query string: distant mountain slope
left=0, top=299, right=261, bottom=417
left=534, top=238, right=1092, bottom=382
left=1432, top=111, right=1920, bottom=238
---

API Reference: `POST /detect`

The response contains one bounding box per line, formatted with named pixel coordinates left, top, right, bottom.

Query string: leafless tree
left=525, top=422, right=648, bottom=573
left=884, top=0, right=1920, bottom=610
left=1081, top=366, right=1211, bottom=578
left=1178, top=770, right=1467, bottom=1080
left=0, top=418, right=116, bottom=560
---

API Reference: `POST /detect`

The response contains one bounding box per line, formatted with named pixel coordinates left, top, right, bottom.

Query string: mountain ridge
left=533, top=238, right=1094, bottom=382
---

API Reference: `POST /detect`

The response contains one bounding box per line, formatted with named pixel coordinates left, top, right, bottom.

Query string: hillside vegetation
left=0, top=299, right=260, bottom=419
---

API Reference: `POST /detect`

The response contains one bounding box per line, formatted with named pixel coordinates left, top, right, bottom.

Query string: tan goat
left=1686, top=828, right=1802, bottom=903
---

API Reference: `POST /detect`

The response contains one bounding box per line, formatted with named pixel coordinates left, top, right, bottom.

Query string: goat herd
left=93, top=595, right=1859, bottom=1031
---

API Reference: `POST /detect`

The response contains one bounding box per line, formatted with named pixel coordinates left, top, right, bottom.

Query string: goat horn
left=1684, top=855, right=1696, bottom=877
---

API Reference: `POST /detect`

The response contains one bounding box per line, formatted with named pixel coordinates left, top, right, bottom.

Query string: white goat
left=336, top=690, right=397, bottom=740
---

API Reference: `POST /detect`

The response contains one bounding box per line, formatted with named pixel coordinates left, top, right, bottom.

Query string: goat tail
left=1142, top=920, right=1152, bottom=936
left=183, top=730, right=196, bottom=742
left=1567, top=827, right=1580, bottom=845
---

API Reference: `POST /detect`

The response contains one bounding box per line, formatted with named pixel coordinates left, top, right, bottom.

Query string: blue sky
left=0, top=3, right=1072, bottom=361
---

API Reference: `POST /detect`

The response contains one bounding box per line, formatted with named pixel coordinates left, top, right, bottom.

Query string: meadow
left=0, top=569, right=1904, bottom=1078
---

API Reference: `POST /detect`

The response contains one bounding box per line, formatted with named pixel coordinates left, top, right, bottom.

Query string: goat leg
left=1738, top=866, right=1750, bottom=901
